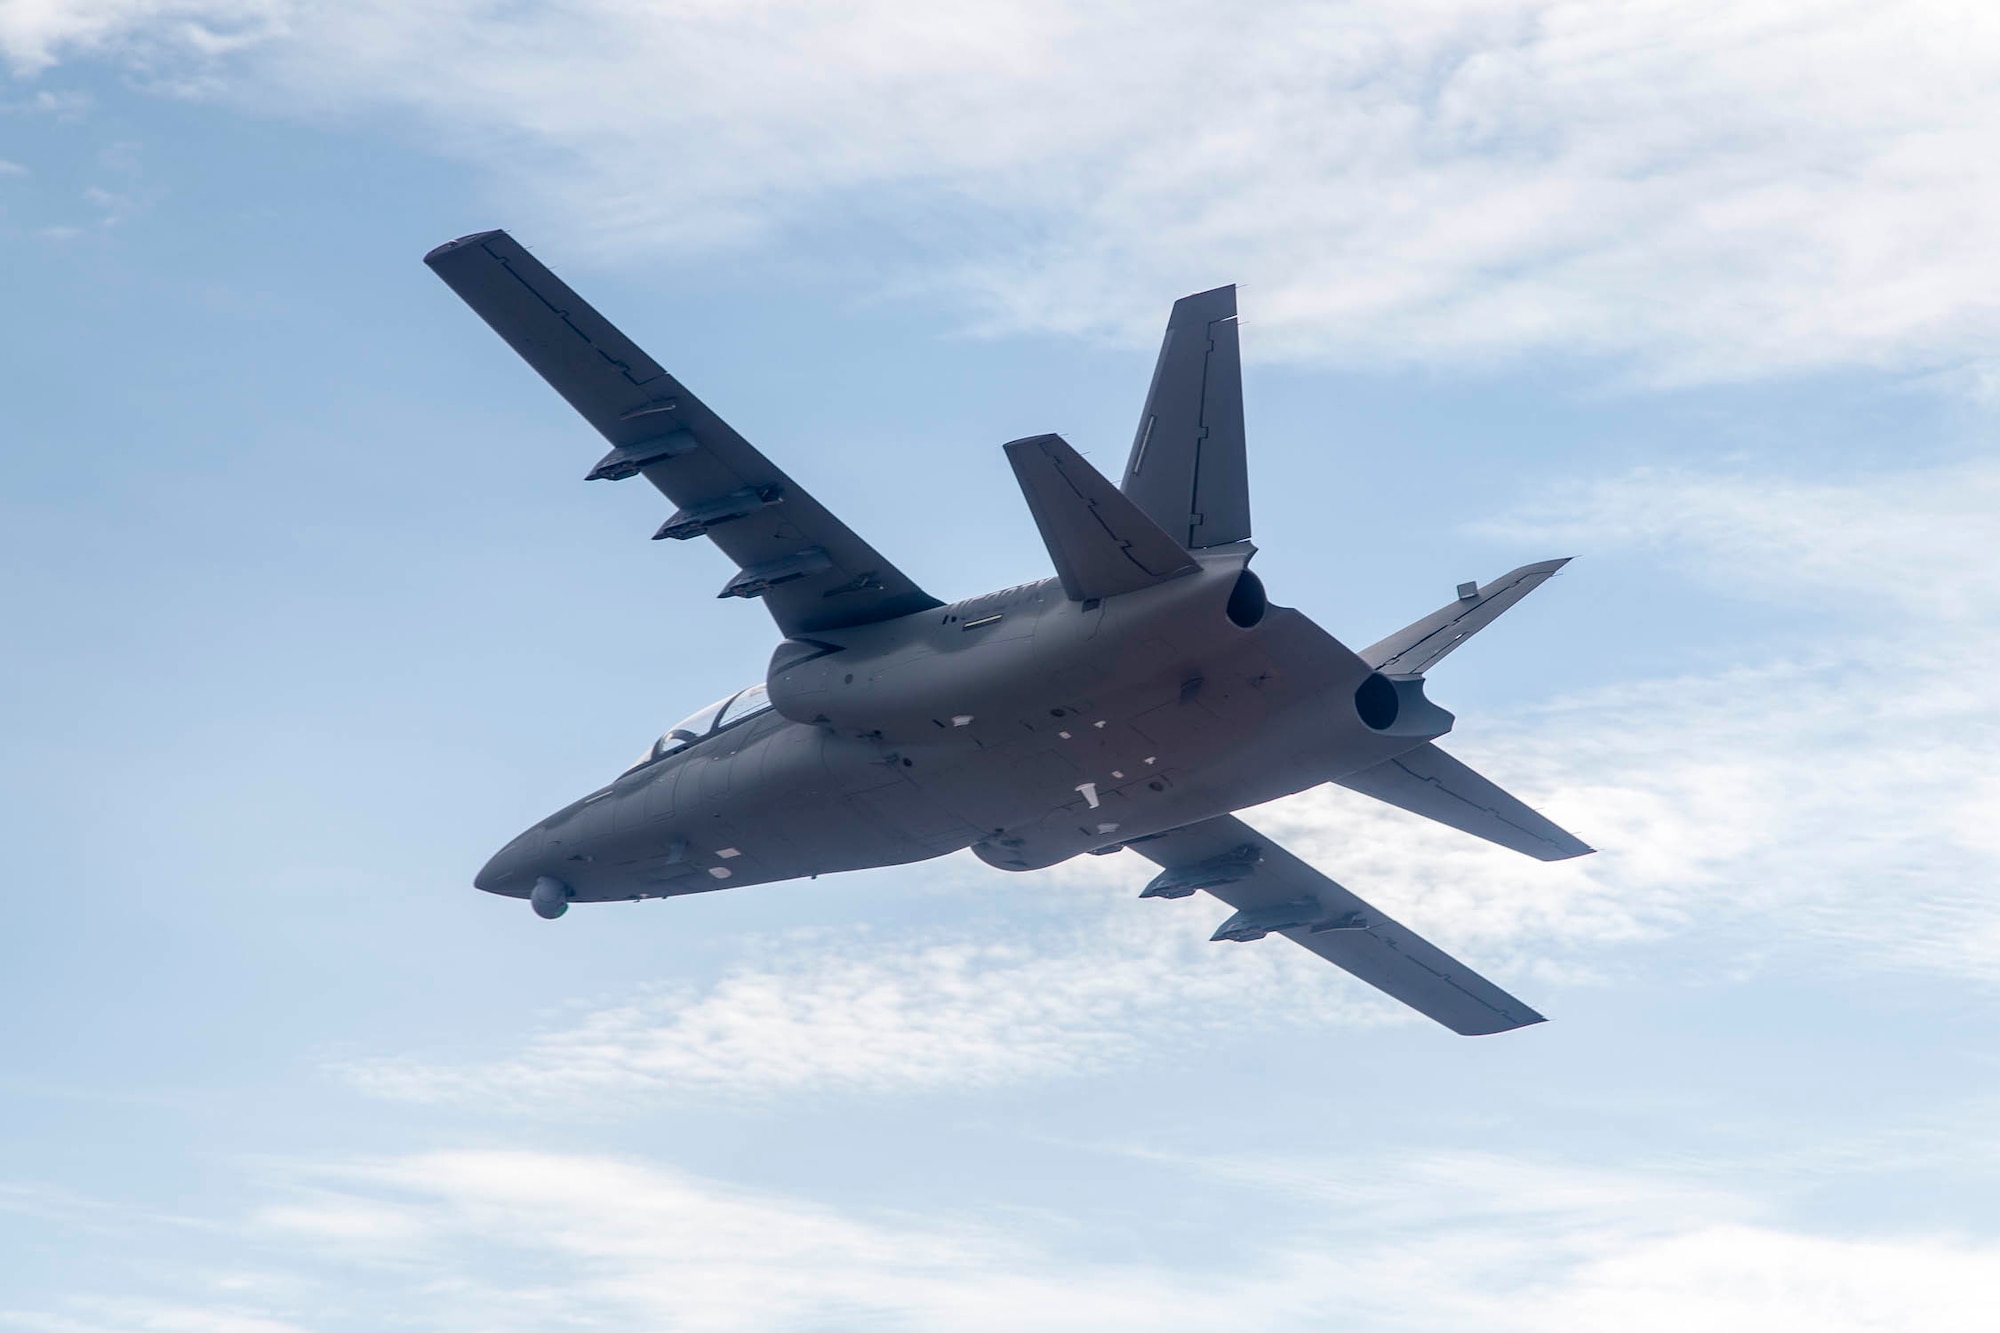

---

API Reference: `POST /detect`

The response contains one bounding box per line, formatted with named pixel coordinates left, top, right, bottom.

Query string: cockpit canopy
left=624, top=683, right=773, bottom=774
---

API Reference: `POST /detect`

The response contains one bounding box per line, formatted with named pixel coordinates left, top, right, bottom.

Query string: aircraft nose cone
left=474, top=827, right=542, bottom=895
left=473, top=852, right=509, bottom=894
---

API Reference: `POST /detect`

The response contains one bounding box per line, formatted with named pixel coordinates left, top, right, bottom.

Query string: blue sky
left=2, top=3, right=1997, bottom=1328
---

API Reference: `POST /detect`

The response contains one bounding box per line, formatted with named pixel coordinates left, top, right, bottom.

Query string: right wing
left=425, top=230, right=941, bottom=637
left=1335, top=742, right=1593, bottom=862
left=1128, top=814, right=1545, bottom=1035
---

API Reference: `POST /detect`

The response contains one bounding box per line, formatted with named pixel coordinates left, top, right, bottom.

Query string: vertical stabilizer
left=1120, top=286, right=1250, bottom=549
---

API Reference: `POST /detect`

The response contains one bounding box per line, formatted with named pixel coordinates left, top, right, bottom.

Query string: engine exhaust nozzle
left=1354, top=672, right=1455, bottom=738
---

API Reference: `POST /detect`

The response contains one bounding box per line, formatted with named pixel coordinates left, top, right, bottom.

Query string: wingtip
left=423, top=229, right=509, bottom=267
left=1000, top=432, right=1069, bottom=454
left=1455, top=1010, right=1548, bottom=1036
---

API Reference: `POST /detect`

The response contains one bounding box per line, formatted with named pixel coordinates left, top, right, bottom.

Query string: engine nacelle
left=1353, top=672, right=1455, bottom=739
left=765, top=615, right=1049, bottom=737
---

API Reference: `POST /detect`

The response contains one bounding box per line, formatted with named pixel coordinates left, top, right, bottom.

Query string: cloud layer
left=10, top=1146, right=1998, bottom=1332
left=9, top=0, right=2000, bottom=382
left=343, top=901, right=1384, bottom=1110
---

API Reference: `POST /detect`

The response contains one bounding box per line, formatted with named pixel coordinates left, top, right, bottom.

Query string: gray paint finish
left=1129, top=815, right=1547, bottom=1035
left=1004, top=433, right=1199, bottom=600
left=1118, top=284, right=1251, bottom=550
left=431, top=231, right=1591, bottom=1036
left=424, top=231, right=939, bottom=636
left=1362, top=558, right=1572, bottom=675
left=1335, top=742, right=1595, bottom=863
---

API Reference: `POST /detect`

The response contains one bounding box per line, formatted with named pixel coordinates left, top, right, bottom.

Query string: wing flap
left=1130, top=814, right=1545, bottom=1036
left=1335, top=742, right=1593, bottom=862
left=1004, top=433, right=1199, bottom=601
left=1362, top=559, right=1569, bottom=675
left=424, top=230, right=940, bottom=636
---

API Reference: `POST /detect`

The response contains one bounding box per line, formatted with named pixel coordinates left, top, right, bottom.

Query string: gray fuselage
left=474, top=547, right=1445, bottom=904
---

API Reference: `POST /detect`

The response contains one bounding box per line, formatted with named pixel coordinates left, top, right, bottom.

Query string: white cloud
left=11, top=1148, right=1999, bottom=1332
left=0, top=0, right=281, bottom=75
left=7, top=0, right=2000, bottom=383
left=1481, top=462, right=2000, bottom=620
left=344, top=900, right=1388, bottom=1110
left=0, top=1299, right=310, bottom=1333
left=1524, top=1227, right=2000, bottom=1333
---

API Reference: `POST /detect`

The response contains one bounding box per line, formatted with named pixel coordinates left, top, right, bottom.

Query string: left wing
left=1128, top=814, right=1545, bottom=1035
left=425, top=230, right=941, bottom=637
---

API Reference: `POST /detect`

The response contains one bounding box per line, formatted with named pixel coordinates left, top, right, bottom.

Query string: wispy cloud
left=343, top=904, right=1386, bottom=1110
left=0, top=1302, right=310, bottom=1333
left=0, top=0, right=283, bottom=76
left=8, top=1, right=2000, bottom=384
left=1481, top=463, right=2000, bottom=621
left=10, top=1147, right=1998, bottom=1332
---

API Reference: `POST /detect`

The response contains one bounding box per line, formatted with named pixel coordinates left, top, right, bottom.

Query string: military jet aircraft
left=427, top=231, right=1591, bottom=1036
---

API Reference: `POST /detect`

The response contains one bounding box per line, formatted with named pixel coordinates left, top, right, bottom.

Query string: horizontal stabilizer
left=1130, top=814, right=1545, bottom=1036
left=1363, top=559, right=1569, bottom=675
left=1004, top=434, right=1199, bottom=601
left=424, top=230, right=939, bottom=637
left=1120, top=285, right=1250, bottom=550
left=1336, top=742, right=1592, bottom=862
